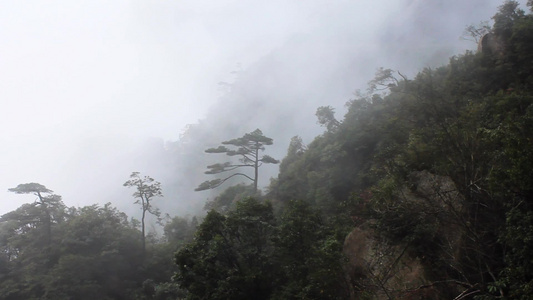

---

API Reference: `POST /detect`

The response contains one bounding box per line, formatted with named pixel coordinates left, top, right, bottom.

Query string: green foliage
left=163, top=216, right=196, bottom=246
left=7, top=183, right=65, bottom=248
left=8, top=182, right=53, bottom=195
left=0, top=194, right=188, bottom=300
left=46, top=204, right=144, bottom=299
left=273, top=200, right=348, bottom=299
left=268, top=136, right=309, bottom=205
left=0, top=202, right=151, bottom=299
left=498, top=209, right=533, bottom=298
left=509, top=14, right=533, bottom=87
left=266, top=4, right=533, bottom=298
left=203, top=184, right=256, bottom=213
left=4, top=2, right=533, bottom=299
left=316, top=106, right=341, bottom=131
left=493, top=1, right=524, bottom=39
left=175, top=198, right=276, bottom=299
left=175, top=199, right=349, bottom=299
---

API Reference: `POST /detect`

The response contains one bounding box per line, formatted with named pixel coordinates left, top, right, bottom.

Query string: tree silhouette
left=196, top=129, right=279, bottom=193
left=123, top=172, right=162, bottom=254
left=8, top=183, right=63, bottom=247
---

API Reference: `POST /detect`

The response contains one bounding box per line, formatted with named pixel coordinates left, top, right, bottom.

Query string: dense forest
left=1, top=1, right=533, bottom=299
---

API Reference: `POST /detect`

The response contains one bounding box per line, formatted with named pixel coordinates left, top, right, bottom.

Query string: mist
left=1, top=0, right=523, bottom=220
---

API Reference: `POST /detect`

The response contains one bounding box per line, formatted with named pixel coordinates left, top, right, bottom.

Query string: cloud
left=0, top=0, right=524, bottom=217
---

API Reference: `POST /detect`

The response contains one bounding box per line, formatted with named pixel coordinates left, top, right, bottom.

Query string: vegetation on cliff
left=1, top=1, right=533, bottom=299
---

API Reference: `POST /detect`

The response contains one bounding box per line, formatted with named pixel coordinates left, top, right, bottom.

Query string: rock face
left=343, top=226, right=430, bottom=299
left=343, top=171, right=464, bottom=299
left=477, top=32, right=505, bottom=55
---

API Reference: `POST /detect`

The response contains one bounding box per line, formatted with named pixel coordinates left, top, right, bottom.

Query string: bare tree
left=461, top=21, right=491, bottom=43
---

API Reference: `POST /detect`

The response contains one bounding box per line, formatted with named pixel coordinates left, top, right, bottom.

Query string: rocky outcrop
left=343, top=171, right=465, bottom=299
left=477, top=32, right=505, bottom=55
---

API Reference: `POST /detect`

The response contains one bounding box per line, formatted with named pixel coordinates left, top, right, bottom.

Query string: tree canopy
left=8, top=183, right=53, bottom=197
left=195, top=129, right=279, bottom=193
left=124, top=172, right=163, bottom=254
left=2, top=1, right=533, bottom=299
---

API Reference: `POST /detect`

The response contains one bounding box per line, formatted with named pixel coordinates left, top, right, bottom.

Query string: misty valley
left=2, top=1, right=533, bottom=299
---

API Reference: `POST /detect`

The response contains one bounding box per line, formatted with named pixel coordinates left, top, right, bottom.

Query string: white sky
left=0, top=0, right=307, bottom=213
left=0, top=0, right=526, bottom=216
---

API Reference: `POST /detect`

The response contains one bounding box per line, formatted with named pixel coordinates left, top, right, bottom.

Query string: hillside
left=177, top=2, right=533, bottom=299
left=1, top=1, right=532, bottom=299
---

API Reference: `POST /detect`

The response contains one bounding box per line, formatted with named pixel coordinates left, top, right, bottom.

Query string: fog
left=1, top=0, right=524, bottom=220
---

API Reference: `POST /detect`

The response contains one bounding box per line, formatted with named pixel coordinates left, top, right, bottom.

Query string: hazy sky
left=0, top=0, right=302, bottom=214
left=0, top=0, right=526, bottom=216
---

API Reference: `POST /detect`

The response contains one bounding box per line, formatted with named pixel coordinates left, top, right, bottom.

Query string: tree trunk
left=37, top=192, right=52, bottom=247
left=254, top=144, right=259, bottom=193
left=44, top=206, right=52, bottom=247
left=141, top=198, right=146, bottom=255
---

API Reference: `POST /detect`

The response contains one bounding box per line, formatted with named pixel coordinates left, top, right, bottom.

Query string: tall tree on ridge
left=196, top=129, right=279, bottom=193
left=8, top=183, right=63, bottom=247
left=124, top=172, right=163, bottom=254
